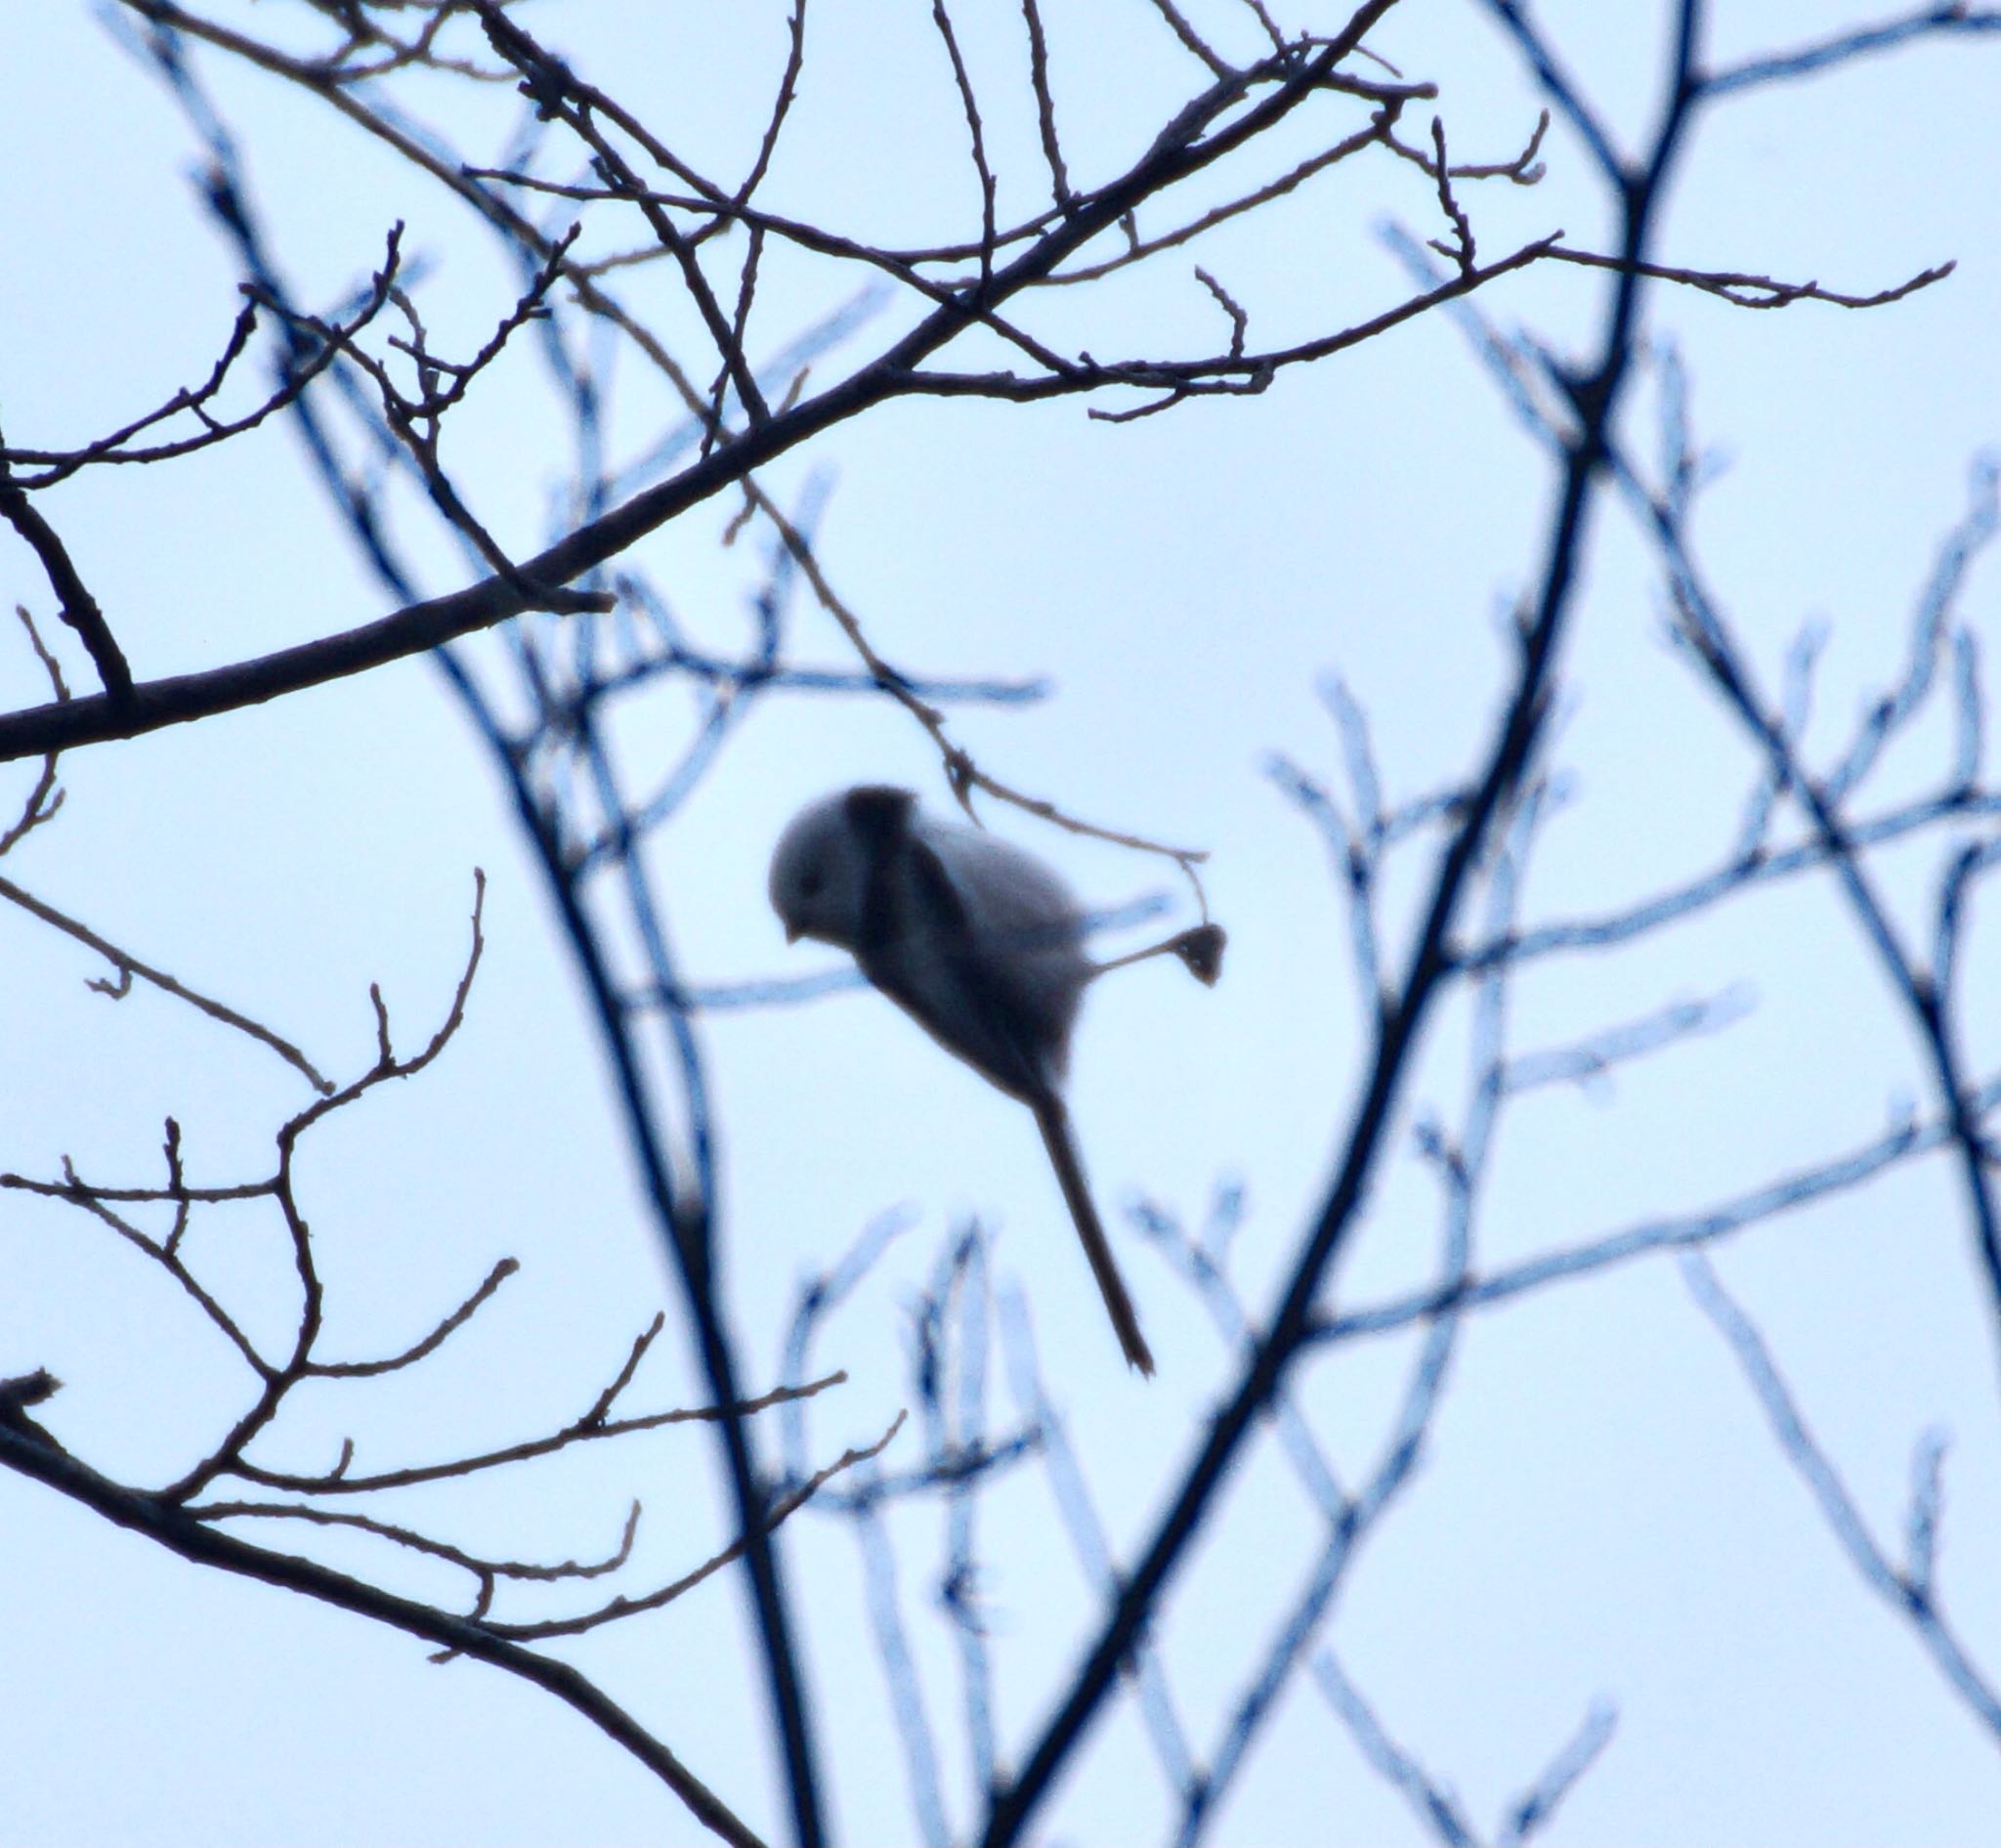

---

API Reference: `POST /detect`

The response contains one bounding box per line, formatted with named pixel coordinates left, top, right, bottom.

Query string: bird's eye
left=798, top=869, right=825, bottom=900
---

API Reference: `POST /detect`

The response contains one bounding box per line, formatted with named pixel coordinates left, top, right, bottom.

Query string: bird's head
left=768, top=791, right=873, bottom=949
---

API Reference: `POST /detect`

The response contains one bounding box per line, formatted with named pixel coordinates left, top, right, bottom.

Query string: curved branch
left=16, top=0, right=1433, bottom=769
left=983, top=0, right=1704, bottom=1833
left=0, top=1423, right=767, bottom=1848
left=0, top=873, right=332, bottom=1092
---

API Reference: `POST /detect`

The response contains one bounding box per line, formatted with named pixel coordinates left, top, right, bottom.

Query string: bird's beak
left=785, top=921, right=803, bottom=944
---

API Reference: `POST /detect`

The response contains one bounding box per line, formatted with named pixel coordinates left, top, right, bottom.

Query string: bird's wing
left=919, top=822, right=1089, bottom=1077
left=855, top=827, right=1058, bottom=1102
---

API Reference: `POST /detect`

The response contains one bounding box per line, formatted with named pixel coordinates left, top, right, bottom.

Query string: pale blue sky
left=2, top=4, right=1998, bottom=1843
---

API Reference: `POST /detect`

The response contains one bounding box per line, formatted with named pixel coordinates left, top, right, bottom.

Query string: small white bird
left=769, top=785, right=1155, bottom=1375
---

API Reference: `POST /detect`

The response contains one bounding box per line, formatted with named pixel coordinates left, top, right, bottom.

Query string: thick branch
left=0, top=462, right=133, bottom=703
left=984, top=0, right=1702, bottom=1832
left=13, top=0, right=1437, bottom=767
left=0, top=1424, right=765, bottom=1848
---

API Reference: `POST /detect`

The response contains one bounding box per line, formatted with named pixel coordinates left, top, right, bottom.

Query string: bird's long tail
left=1032, top=1097, right=1155, bottom=1377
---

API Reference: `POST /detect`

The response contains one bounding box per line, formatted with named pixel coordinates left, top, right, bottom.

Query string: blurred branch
left=1312, top=1654, right=1478, bottom=1847
left=1318, top=1070, right=2001, bottom=1344
left=986, top=3, right=1706, bottom=1830
left=1623, top=376, right=2001, bottom=1365
left=1498, top=1701, right=1619, bottom=1845
left=1681, top=1253, right=2001, bottom=1738
left=1000, top=1290, right=1199, bottom=1804
left=0, top=605, right=68, bottom=858
left=10, top=0, right=1994, bottom=1841
left=1133, top=788, right=1610, bottom=1844
left=1701, top=3, right=2001, bottom=96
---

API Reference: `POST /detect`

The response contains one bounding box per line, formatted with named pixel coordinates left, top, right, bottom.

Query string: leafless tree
left=2, top=3, right=1997, bottom=1844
